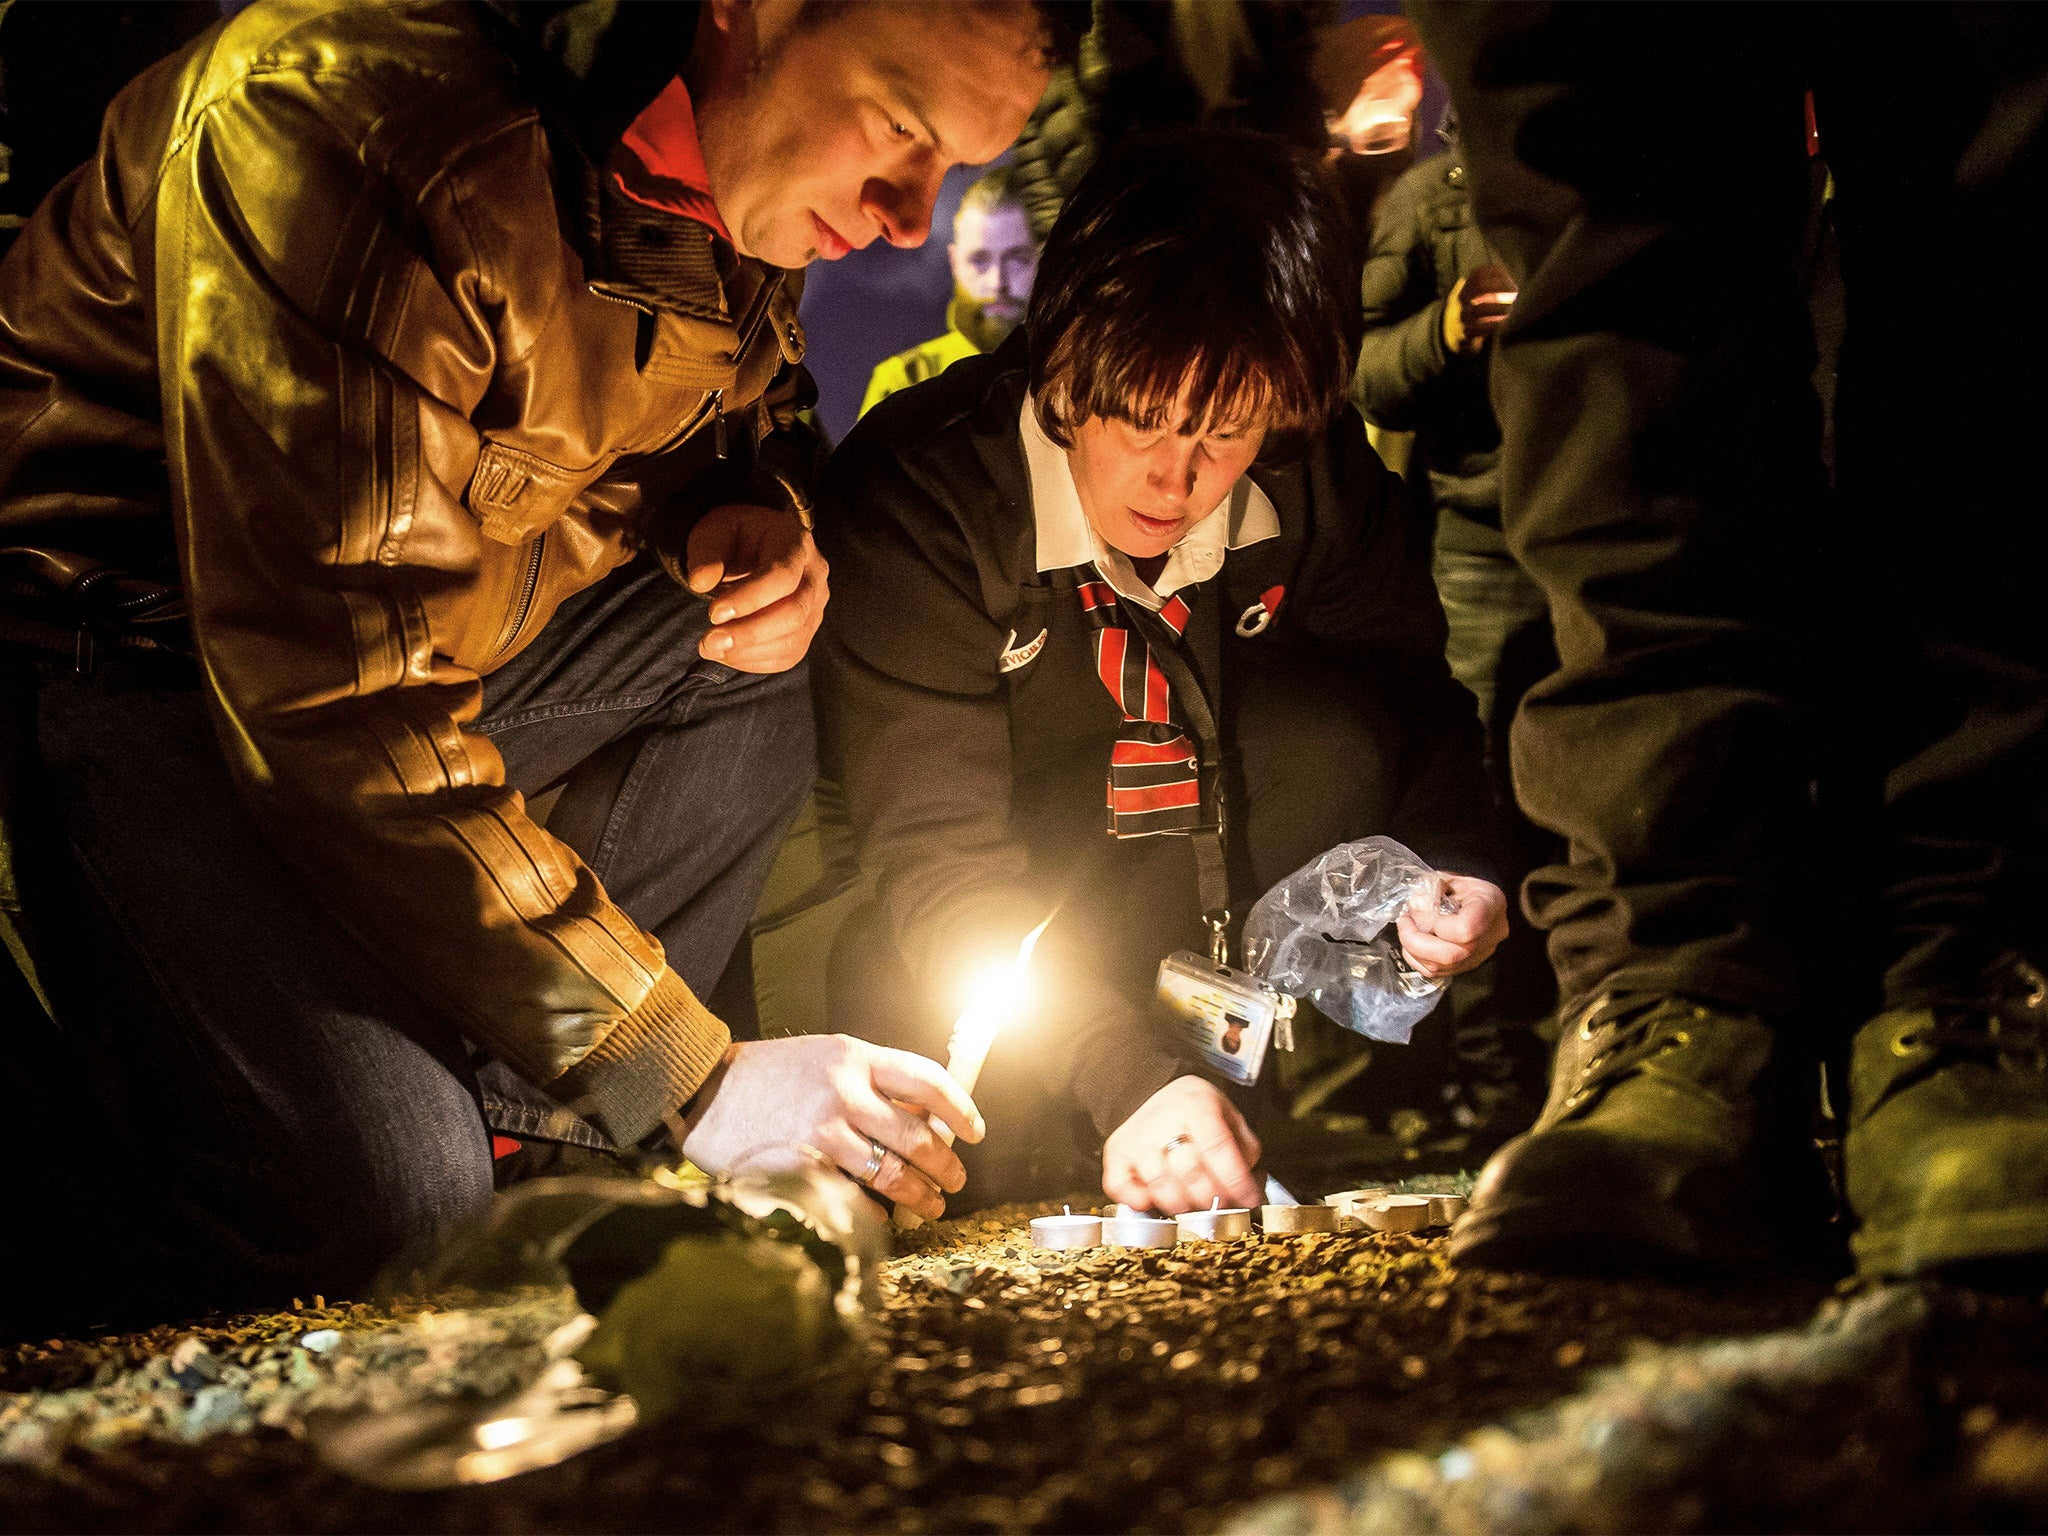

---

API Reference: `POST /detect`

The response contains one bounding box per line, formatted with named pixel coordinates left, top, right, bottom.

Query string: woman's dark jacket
left=816, top=338, right=1493, bottom=1133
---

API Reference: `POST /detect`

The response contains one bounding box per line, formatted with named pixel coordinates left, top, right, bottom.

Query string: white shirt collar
left=1019, top=394, right=1279, bottom=609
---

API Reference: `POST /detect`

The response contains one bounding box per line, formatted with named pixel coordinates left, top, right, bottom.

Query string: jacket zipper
left=587, top=268, right=784, bottom=346
left=488, top=530, right=547, bottom=664
left=623, top=388, right=719, bottom=476
left=730, top=272, right=784, bottom=362
left=625, top=271, right=786, bottom=460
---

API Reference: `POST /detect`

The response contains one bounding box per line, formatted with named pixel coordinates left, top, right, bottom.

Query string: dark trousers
left=9, top=559, right=810, bottom=1324
left=1432, top=521, right=1562, bottom=1072
left=1411, top=2, right=2048, bottom=1027
left=1433, top=523, right=1553, bottom=811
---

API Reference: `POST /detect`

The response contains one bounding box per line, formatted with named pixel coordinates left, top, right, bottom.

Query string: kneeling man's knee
left=244, top=1093, right=496, bottom=1299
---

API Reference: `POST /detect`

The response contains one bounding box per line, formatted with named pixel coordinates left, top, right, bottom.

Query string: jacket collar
left=612, top=75, right=732, bottom=242
left=1018, top=393, right=1281, bottom=607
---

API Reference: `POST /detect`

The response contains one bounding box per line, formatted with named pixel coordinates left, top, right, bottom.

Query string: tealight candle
left=1103, top=1213, right=1180, bottom=1248
left=1029, top=1206, right=1102, bottom=1250
left=1177, top=1198, right=1253, bottom=1241
left=1427, top=1194, right=1468, bottom=1227
left=1326, top=1188, right=1392, bottom=1229
left=1259, top=1203, right=1338, bottom=1235
left=1360, top=1194, right=1432, bottom=1234
left=1263, top=1174, right=1303, bottom=1206
left=1323, top=1186, right=1391, bottom=1209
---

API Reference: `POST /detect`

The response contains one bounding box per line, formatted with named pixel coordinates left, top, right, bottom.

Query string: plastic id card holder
left=1154, top=951, right=1297, bottom=1086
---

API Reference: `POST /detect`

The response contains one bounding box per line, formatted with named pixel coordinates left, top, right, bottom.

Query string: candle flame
left=956, top=913, right=1055, bottom=1042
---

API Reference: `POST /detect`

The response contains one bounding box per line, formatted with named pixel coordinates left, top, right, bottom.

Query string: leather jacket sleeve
left=151, top=69, right=725, bottom=1143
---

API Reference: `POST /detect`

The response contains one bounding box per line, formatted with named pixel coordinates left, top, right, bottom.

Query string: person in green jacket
left=860, top=165, right=1041, bottom=415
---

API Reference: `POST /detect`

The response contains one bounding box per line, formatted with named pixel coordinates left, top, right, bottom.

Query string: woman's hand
left=1396, top=872, right=1509, bottom=979
left=680, top=1035, right=983, bottom=1220
left=1102, top=1075, right=1262, bottom=1214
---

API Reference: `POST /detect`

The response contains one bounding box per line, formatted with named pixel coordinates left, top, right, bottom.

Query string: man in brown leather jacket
left=0, top=0, right=1061, bottom=1321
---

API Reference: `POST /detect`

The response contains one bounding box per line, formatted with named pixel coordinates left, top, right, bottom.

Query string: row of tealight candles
left=1029, top=1186, right=1469, bottom=1251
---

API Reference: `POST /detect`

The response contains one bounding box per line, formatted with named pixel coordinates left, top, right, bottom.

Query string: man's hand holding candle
left=679, top=1036, right=984, bottom=1221
left=1102, top=1076, right=1263, bottom=1215
left=1395, top=872, right=1509, bottom=979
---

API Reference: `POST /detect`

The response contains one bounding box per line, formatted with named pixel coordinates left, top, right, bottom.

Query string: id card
left=1154, top=950, right=1296, bottom=1086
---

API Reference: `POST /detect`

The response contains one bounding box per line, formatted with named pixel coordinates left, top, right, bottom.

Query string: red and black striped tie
left=1076, top=569, right=1203, bottom=838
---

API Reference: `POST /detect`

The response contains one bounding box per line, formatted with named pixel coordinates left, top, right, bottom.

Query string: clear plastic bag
left=1241, top=834, right=1446, bottom=1043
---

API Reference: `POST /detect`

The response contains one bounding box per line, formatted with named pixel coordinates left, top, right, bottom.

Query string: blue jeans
left=13, top=559, right=811, bottom=1322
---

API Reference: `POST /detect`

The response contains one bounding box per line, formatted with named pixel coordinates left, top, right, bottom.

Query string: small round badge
left=1234, top=585, right=1287, bottom=638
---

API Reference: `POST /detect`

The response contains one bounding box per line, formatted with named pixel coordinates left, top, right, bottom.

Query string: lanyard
left=1118, top=581, right=1235, bottom=963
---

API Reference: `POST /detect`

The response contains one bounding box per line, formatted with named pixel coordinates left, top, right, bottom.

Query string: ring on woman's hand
left=859, top=1138, right=887, bottom=1184
left=1162, top=1134, right=1195, bottom=1156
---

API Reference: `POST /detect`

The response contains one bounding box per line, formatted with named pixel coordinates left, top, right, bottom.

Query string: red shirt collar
left=611, top=75, right=732, bottom=243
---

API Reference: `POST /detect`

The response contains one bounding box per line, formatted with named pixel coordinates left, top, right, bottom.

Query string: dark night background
left=797, top=0, right=1429, bottom=440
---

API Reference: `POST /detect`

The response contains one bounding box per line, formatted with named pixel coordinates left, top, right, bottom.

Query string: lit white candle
left=893, top=918, right=1051, bottom=1230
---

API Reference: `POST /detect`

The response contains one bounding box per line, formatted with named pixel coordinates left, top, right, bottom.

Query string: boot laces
left=1898, top=1013, right=2047, bottom=1074
left=1896, top=958, right=2048, bottom=1074
left=1560, top=1001, right=1693, bottom=1115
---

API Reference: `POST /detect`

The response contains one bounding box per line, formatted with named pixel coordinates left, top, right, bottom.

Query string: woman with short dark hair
left=815, top=130, right=1507, bottom=1214
left=1024, top=127, right=1358, bottom=462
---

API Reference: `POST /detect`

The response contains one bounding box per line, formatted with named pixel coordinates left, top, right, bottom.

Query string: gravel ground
left=2, top=1196, right=2045, bottom=1534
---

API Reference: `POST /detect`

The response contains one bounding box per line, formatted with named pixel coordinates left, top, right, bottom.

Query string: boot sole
left=1448, top=1190, right=1773, bottom=1280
